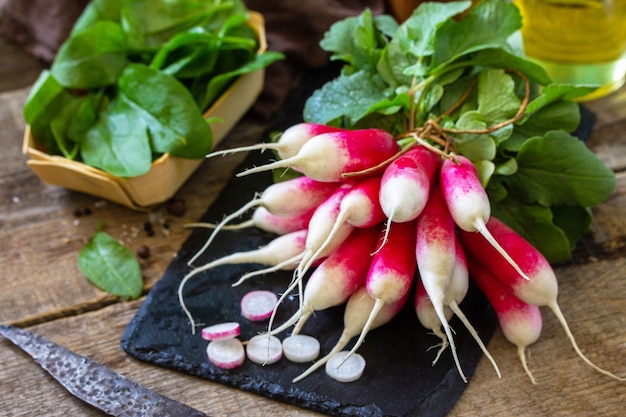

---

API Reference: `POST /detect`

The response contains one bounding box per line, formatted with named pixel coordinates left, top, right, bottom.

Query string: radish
left=282, top=334, right=321, bottom=363
left=444, top=239, right=501, bottom=378
left=268, top=226, right=380, bottom=337
left=187, top=176, right=338, bottom=266
left=296, top=176, right=386, bottom=278
left=414, top=277, right=453, bottom=364
left=185, top=206, right=315, bottom=237
left=340, top=221, right=417, bottom=361
left=378, top=146, right=440, bottom=246
left=415, top=185, right=467, bottom=382
left=460, top=216, right=625, bottom=381
left=206, top=338, right=245, bottom=369
left=240, top=290, right=279, bottom=322
left=201, top=322, right=241, bottom=341
left=325, top=351, right=366, bottom=383
left=292, top=285, right=408, bottom=383
left=178, top=230, right=308, bottom=333
left=293, top=182, right=356, bottom=302
left=236, top=128, right=400, bottom=182
left=206, top=122, right=345, bottom=160
left=439, top=155, right=531, bottom=282
left=245, top=334, right=283, bottom=365
left=467, top=256, right=542, bottom=384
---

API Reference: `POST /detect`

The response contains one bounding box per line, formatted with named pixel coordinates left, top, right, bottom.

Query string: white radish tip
left=325, top=351, right=366, bottom=383
left=245, top=334, right=283, bottom=365
left=282, top=334, right=321, bottom=363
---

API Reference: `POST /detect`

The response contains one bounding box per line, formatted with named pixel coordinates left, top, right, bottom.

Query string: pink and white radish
left=179, top=230, right=308, bottom=333
left=206, top=122, right=346, bottom=161
left=188, top=176, right=338, bottom=266
left=236, top=128, right=400, bottom=182
left=268, top=226, right=381, bottom=337
left=443, top=239, right=501, bottom=378
left=297, top=176, right=386, bottom=278
left=460, top=216, right=625, bottom=381
left=378, top=145, right=440, bottom=246
left=415, top=185, right=467, bottom=382
left=292, top=182, right=356, bottom=302
left=241, top=290, right=279, bottom=322
left=292, top=285, right=408, bottom=383
left=439, top=155, right=531, bottom=281
left=340, top=220, right=416, bottom=361
left=467, top=255, right=542, bottom=384
left=186, top=205, right=315, bottom=237
left=414, top=277, right=453, bottom=364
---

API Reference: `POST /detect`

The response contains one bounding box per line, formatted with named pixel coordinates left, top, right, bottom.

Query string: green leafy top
left=302, top=0, right=615, bottom=263
left=24, top=0, right=283, bottom=178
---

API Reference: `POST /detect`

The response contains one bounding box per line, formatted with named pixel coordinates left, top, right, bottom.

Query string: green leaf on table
left=116, top=63, right=213, bottom=158
left=504, top=130, right=616, bottom=207
left=51, top=21, right=128, bottom=89
left=78, top=231, right=143, bottom=299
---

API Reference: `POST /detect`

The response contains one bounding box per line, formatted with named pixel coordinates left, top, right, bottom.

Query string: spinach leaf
left=200, top=51, right=284, bottom=110
left=78, top=230, right=143, bottom=299
left=116, top=63, right=212, bottom=158
left=51, top=21, right=128, bottom=89
left=81, top=95, right=152, bottom=177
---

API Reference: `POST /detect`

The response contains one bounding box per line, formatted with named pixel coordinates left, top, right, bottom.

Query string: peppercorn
left=167, top=197, right=186, bottom=217
left=136, top=245, right=151, bottom=259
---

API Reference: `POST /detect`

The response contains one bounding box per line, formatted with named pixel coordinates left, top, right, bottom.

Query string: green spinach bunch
left=24, top=0, right=283, bottom=178
left=302, top=0, right=616, bottom=263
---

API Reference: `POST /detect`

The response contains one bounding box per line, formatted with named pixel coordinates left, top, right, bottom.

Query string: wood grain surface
left=1, top=20, right=624, bottom=417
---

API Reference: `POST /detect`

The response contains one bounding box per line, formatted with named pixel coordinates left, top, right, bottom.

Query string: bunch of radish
left=179, top=122, right=624, bottom=385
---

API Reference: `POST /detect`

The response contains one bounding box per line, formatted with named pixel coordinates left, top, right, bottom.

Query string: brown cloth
left=0, top=0, right=401, bottom=119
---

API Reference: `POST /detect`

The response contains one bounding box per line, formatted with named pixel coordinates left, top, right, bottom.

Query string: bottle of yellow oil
left=514, top=0, right=626, bottom=100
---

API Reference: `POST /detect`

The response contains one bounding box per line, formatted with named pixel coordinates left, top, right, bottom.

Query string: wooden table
left=1, top=34, right=625, bottom=417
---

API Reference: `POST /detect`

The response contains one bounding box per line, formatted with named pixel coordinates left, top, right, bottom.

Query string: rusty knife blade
left=0, top=324, right=209, bottom=417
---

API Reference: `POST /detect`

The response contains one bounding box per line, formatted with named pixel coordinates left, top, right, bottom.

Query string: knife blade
left=0, top=324, right=209, bottom=417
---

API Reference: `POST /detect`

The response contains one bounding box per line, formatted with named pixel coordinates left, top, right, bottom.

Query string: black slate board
left=121, top=141, right=499, bottom=417
left=119, top=64, right=599, bottom=416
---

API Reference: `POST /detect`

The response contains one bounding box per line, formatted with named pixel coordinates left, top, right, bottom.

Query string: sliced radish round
left=241, top=290, right=278, bottom=321
left=325, top=351, right=366, bottom=382
left=206, top=338, right=245, bottom=369
left=282, top=334, right=320, bottom=363
left=201, top=322, right=240, bottom=341
left=245, top=334, right=283, bottom=365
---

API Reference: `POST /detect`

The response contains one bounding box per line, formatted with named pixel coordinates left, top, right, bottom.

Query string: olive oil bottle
left=515, top=0, right=626, bottom=99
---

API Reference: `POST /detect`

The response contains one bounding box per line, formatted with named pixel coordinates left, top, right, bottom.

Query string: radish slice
left=325, top=351, right=366, bottom=382
left=282, top=334, right=320, bottom=363
left=241, top=290, right=278, bottom=321
left=206, top=338, right=245, bottom=369
left=201, top=322, right=240, bottom=341
left=246, top=335, right=283, bottom=365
